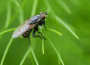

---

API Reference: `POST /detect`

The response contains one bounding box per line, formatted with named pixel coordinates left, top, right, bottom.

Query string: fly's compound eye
left=41, top=14, right=45, bottom=19
left=40, top=12, right=48, bottom=19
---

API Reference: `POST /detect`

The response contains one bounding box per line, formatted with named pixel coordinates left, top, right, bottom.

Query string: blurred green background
left=0, top=0, right=90, bottom=65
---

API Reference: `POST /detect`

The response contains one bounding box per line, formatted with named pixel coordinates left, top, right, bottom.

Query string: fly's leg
left=33, top=28, right=42, bottom=39
left=39, top=20, right=46, bottom=28
left=39, top=20, right=46, bottom=30
left=43, top=21, right=46, bottom=29
left=36, top=27, right=46, bottom=40
left=37, top=31, right=46, bottom=40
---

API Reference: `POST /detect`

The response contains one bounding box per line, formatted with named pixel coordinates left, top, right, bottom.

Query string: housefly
left=12, top=12, right=48, bottom=44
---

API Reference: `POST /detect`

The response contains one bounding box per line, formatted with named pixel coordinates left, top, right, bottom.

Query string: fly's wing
left=12, top=19, right=30, bottom=38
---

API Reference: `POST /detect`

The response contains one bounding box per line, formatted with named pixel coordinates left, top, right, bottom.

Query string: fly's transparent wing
left=12, top=19, right=30, bottom=38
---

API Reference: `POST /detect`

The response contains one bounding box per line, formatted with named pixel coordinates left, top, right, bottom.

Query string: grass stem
left=0, top=38, right=13, bottom=65
left=20, top=46, right=31, bottom=65
left=47, top=37, right=64, bottom=65
left=0, top=28, right=16, bottom=36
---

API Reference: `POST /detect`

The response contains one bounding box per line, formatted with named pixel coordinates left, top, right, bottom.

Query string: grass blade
left=30, top=0, right=38, bottom=16
left=40, top=28, right=45, bottom=54
left=44, top=0, right=79, bottom=39
left=42, top=39, right=44, bottom=54
left=46, top=28, right=62, bottom=36
left=55, top=0, right=72, bottom=14
left=11, top=0, right=20, bottom=7
left=0, top=38, right=13, bottom=65
left=55, top=16, right=79, bottom=39
left=8, top=0, right=28, bottom=27
left=19, top=8, right=24, bottom=24
left=47, top=37, right=64, bottom=65
left=20, top=46, right=31, bottom=65
left=43, top=0, right=55, bottom=16
left=31, top=47, right=39, bottom=65
left=0, top=28, right=15, bottom=36
left=5, top=1, right=11, bottom=28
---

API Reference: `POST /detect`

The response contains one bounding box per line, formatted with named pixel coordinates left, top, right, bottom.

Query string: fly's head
left=40, top=12, right=48, bottom=19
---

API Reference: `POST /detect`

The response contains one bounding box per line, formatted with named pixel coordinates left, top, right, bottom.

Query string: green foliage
left=0, top=0, right=89, bottom=65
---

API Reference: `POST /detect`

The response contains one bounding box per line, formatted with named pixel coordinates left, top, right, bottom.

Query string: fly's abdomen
left=22, top=29, right=32, bottom=38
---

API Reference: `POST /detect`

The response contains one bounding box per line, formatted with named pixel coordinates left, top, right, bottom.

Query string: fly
left=12, top=12, right=48, bottom=44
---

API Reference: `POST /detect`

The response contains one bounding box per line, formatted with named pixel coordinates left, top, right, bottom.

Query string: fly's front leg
left=39, top=20, right=46, bottom=30
left=43, top=20, right=46, bottom=29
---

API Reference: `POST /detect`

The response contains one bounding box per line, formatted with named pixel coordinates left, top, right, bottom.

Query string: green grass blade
left=46, top=28, right=62, bottom=36
left=40, top=28, right=45, bottom=54
left=8, top=0, right=28, bottom=27
left=43, top=0, right=55, bottom=16
left=5, top=1, right=11, bottom=28
left=42, top=39, right=44, bottom=54
left=11, top=0, right=20, bottom=7
left=55, top=0, right=72, bottom=14
left=30, top=0, right=38, bottom=16
left=21, top=0, right=29, bottom=8
left=40, top=27, right=62, bottom=54
left=47, top=37, right=64, bottom=65
left=20, top=46, right=31, bottom=65
left=19, top=8, right=24, bottom=24
left=44, top=0, right=78, bottom=39
left=55, top=16, right=79, bottom=39
left=0, top=28, right=16, bottom=36
left=31, top=47, right=39, bottom=65
left=0, top=38, right=13, bottom=65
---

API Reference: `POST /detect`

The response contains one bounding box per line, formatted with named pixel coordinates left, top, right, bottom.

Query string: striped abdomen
left=22, top=29, right=32, bottom=38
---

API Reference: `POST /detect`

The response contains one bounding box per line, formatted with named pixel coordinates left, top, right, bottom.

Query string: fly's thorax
left=29, top=15, right=41, bottom=24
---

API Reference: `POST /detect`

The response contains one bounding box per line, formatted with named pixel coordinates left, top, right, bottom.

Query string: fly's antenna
left=45, top=12, right=48, bottom=15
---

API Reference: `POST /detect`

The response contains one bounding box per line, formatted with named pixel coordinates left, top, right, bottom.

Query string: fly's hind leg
left=37, top=32, right=46, bottom=40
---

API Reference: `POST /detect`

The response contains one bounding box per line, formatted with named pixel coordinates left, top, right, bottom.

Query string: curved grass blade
left=20, top=45, right=39, bottom=65
left=46, top=37, right=64, bottom=65
left=44, top=0, right=79, bottom=39
left=40, top=27, right=45, bottom=54
left=30, top=0, right=38, bottom=16
left=46, top=28, right=62, bottom=36
left=5, top=1, right=11, bottom=28
left=8, top=0, right=28, bottom=27
left=21, top=0, right=29, bottom=8
left=31, top=47, right=39, bottom=65
left=43, top=0, right=55, bottom=16
left=19, top=8, right=24, bottom=24
left=0, top=1, right=7, bottom=15
left=0, top=28, right=16, bottom=36
left=20, top=46, right=31, bottom=65
left=0, top=0, right=28, bottom=39
left=0, top=38, right=13, bottom=65
left=55, top=0, right=72, bottom=14
left=55, top=16, right=79, bottom=39
left=11, top=0, right=20, bottom=7
left=42, top=39, right=44, bottom=54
